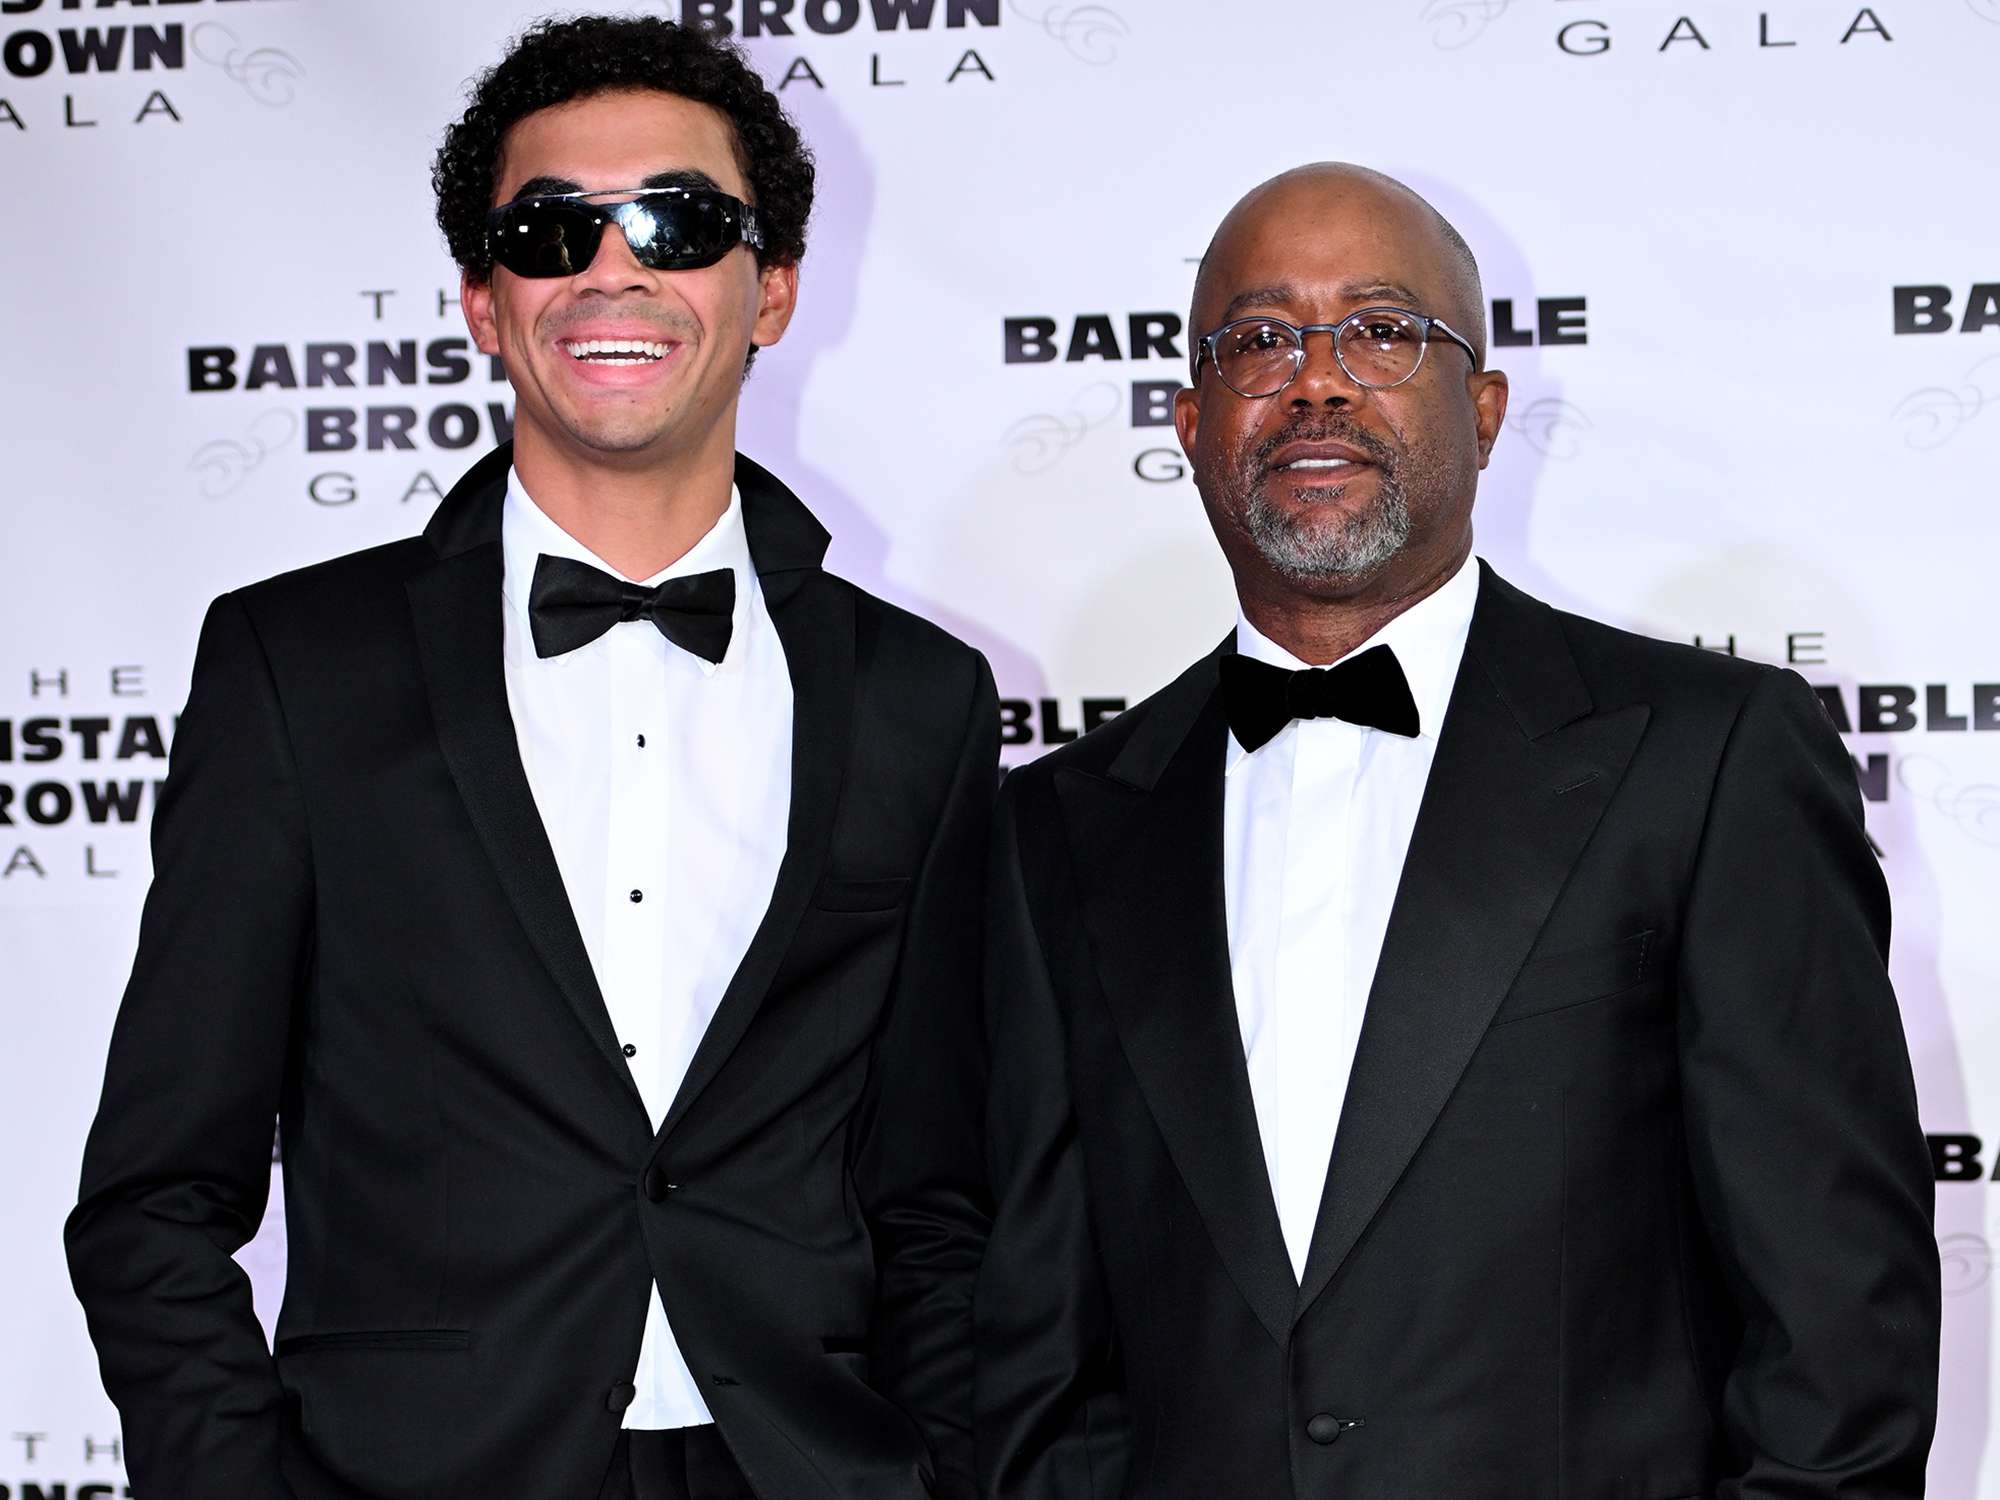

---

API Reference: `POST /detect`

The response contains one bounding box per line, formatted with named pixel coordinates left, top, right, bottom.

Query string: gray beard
left=1244, top=473, right=1412, bottom=584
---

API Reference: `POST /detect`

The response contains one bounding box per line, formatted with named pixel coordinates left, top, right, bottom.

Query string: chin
left=588, top=427, right=670, bottom=452
left=1266, top=555, right=1386, bottom=592
left=558, top=413, right=678, bottom=455
left=1254, top=520, right=1408, bottom=587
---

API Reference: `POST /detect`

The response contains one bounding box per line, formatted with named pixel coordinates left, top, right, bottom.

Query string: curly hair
left=433, top=15, right=815, bottom=283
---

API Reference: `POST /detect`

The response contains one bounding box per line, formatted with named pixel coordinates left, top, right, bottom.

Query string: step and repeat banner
left=3, top=0, right=1997, bottom=1493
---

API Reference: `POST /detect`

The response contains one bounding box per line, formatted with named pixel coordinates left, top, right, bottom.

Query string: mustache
left=541, top=304, right=698, bottom=341
left=1252, top=419, right=1395, bottom=470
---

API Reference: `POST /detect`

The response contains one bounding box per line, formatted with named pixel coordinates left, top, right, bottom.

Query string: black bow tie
left=528, top=554, right=736, bottom=663
left=1219, top=644, right=1420, bottom=752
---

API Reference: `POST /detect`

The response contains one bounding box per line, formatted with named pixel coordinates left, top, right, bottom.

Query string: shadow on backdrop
left=1405, top=171, right=1581, bottom=615
left=737, top=90, right=1047, bottom=707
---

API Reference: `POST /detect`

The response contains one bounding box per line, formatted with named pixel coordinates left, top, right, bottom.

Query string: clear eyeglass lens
left=1213, top=312, right=1429, bottom=394
left=1216, top=321, right=1304, bottom=396
left=1337, top=310, right=1424, bottom=387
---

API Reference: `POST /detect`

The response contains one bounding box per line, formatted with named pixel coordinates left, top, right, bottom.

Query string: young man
left=67, top=18, right=995, bottom=1500
left=976, top=164, right=1938, bottom=1497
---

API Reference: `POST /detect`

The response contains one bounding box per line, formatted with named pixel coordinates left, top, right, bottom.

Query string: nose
left=1287, top=327, right=1365, bottom=409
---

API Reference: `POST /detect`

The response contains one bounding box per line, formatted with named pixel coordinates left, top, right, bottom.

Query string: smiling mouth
left=1276, top=456, right=1366, bottom=472
left=561, top=338, right=672, bottom=367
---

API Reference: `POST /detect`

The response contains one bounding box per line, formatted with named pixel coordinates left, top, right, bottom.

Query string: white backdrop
left=4, top=0, right=1996, bottom=1492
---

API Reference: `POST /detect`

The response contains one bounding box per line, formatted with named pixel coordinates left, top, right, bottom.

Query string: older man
left=975, top=164, right=1938, bottom=1498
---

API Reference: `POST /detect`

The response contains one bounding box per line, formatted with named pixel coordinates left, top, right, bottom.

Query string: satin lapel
left=406, top=542, right=646, bottom=1116
left=1055, top=657, right=1297, bottom=1346
left=1293, top=568, right=1649, bottom=1316
left=656, top=568, right=853, bottom=1142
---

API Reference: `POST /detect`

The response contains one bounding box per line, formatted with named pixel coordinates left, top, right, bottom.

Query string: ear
left=1470, top=368, right=1509, bottom=470
left=462, top=269, right=500, bottom=357
left=749, top=260, right=800, bottom=348
left=1173, top=381, right=1203, bottom=465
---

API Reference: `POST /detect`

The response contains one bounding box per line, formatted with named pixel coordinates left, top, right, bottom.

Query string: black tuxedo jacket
left=66, top=446, right=997, bottom=1500
left=976, top=565, right=1938, bottom=1499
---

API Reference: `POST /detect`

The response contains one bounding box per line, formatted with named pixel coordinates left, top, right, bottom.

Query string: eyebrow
left=1215, top=278, right=1430, bottom=324
left=1218, top=285, right=1300, bottom=322
left=1340, top=279, right=1426, bottom=307
left=504, top=168, right=728, bottom=204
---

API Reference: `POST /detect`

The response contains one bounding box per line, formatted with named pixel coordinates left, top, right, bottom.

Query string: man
left=975, top=164, right=1938, bottom=1498
left=67, top=17, right=995, bottom=1500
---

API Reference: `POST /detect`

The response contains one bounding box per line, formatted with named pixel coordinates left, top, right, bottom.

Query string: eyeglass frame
left=484, top=185, right=765, bottom=276
left=1192, top=307, right=1480, bottom=397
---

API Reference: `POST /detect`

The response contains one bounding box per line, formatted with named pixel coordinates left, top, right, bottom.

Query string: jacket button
left=642, top=1167, right=671, bottom=1202
left=606, top=1381, right=636, bottom=1412
left=1306, top=1413, right=1344, bottom=1444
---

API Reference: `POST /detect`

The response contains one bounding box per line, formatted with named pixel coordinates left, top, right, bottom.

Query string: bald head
left=1191, top=163, right=1487, bottom=369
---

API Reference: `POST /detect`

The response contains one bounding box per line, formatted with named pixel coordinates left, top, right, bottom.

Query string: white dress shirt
left=1223, top=555, right=1479, bottom=1281
left=499, top=470, right=793, bottom=1428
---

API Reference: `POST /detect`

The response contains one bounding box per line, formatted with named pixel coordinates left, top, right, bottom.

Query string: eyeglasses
left=1194, top=307, right=1479, bottom=398
left=485, top=186, right=764, bottom=279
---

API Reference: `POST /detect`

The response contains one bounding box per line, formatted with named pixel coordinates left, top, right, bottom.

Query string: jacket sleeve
left=65, top=591, right=313, bottom=1499
left=974, top=775, right=1128, bottom=1500
left=1678, top=667, right=1939, bottom=1498
left=852, top=649, right=1001, bottom=1500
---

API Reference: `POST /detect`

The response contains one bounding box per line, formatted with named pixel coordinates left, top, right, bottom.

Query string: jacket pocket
left=820, top=1335, right=872, bottom=1385
left=812, top=876, right=911, bottom=913
left=1491, top=930, right=1654, bottom=1027
left=275, top=1328, right=470, bottom=1355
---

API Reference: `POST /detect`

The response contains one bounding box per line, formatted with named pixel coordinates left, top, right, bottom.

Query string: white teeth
left=562, top=338, right=670, bottom=361
left=1284, top=457, right=1355, bottom=469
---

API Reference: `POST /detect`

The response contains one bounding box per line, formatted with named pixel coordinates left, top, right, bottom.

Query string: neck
left=1239, top=542, right=1470, bottom=666
left=511, top=416, right=739, bottom=580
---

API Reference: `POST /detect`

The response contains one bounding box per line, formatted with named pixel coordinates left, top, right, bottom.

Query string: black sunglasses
left=486, top=186, right=765, bottom=279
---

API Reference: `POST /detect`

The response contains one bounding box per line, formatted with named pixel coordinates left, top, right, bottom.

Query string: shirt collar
left=1227, top=552, right=1479, bottom=770
left=501, top=466, right=755, bottom=676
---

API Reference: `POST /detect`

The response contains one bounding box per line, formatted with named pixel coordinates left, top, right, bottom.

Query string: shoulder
left=1473, top=564, right=1781, bottom=727
left=823, top=577, right=999, bottom=777
left=213, top=536, right=440, bottom=676
left=1006, top=647, right=1220, bottom=806
left=1553, top=605, right=1773, bottom=712
left=832, top=574, right=992, bottom=702
left=228, top=535, right=438, bottom=643
left=1490, top=573, right=1836, bottom=775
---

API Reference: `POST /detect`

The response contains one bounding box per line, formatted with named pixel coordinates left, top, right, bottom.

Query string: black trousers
left=598, top=1426, right=756, bottom=1500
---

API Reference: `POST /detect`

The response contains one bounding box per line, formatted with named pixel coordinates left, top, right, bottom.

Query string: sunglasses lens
left=615, top=192, right=735, bottom=271
left=489, top=191, right=745, bottom=278
left=490, top=201, right=604, bottom=278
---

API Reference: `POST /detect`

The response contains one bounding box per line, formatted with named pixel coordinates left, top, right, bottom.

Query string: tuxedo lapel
left=1294, top=565, right=1650, bottom=1316
left=656, top=454, right=848, bottom=1142
left=1056, top=648, right=1297, bottom=1346
left=406, top=448, right=645, bottom=1117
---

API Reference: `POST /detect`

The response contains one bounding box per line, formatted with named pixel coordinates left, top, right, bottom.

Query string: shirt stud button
left=629, top=889, right=643, bottom=903
left=636, top=734, right=646, bottom=748
left=622, top=1043, right=637, bottom=1058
